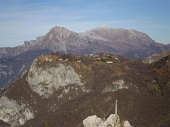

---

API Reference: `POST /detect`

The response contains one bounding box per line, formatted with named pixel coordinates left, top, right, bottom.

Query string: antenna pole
left=115, top=99, right=118, bottom=118
left=115, top=83, right=118, bottom=118
left=103, top=113, right=106, bottom=121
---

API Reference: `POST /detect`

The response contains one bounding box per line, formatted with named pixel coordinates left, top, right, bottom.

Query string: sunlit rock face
left=102, top=80, right=128, bottom=93
left=124, top=121, right=133, bottom=127
left=27, top=59, right=83, bottom=98
left=0, top=96, right=34, bottom=127
left=83, top=114, right=133, bottom=127
left=83, top=115, right=103, bottom=127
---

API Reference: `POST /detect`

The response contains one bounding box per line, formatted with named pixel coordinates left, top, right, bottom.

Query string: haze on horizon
left=0, top=0, right=170, bottom=47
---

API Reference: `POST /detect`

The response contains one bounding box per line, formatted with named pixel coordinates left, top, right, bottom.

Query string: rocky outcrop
left=27, top=58, right=83, bottom=98
left=102, top=80, right=128, bottom=93
left=83, top=114, right=133, bottom=127
left=124, top=121, right=133, bottom=127
left=83, top=115, right=103, bottom=127
left=0, top=96, right=34, bottom=127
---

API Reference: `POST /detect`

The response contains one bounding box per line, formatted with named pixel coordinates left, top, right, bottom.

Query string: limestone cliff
left=27, top=57, right=84, bottom=98
left=0, top=96, right=34, bottom=127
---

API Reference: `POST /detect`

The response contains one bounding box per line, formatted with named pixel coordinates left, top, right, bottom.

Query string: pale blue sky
left=0, top=0, right=170, bottom=47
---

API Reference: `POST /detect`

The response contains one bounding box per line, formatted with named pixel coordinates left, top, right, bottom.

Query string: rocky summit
left=0, top=52, right=170, bottom=127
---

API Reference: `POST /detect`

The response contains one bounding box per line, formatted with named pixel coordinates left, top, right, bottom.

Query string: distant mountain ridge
left=143, top=50, right=170, bottom=64
left=0, top=49, right=52, bottom=88
left=0, top=26, right=170, bottom=59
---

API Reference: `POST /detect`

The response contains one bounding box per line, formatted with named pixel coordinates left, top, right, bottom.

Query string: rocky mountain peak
left=95, top=26, right=110, bottom=30
left=93, top=27, right=153, bottom=41
left=81, top=26, right=156, bottom=49
left=47, top=26, right=71, bottom=41
left=50, top=26, right=70, bottom=33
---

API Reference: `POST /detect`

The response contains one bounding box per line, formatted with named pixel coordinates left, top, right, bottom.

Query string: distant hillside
left=0, top=53, right=170, bottom=127
left=143, top=50, right=170, bottom=64
left=0, top=49, right=52, bottom=88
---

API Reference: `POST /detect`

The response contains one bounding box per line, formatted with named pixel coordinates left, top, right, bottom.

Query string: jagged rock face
left=83, top=115, right=103, bottom=127
left=42, top=26, right=89, bottom=53
left=48, top=26, right=71, bottom=41
left=0, top=96, right=34, bottom=127
left=27, top=58, right=83, bottom=98
left=83, top=114, right=133, bottom=127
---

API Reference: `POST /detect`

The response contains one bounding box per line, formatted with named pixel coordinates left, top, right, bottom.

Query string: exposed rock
left=102, top=80, right=128, bottom=93
left=0, top=96, right=34, bottom=127
left=103, top=114, right=120, bottom=127
left=124, top=121, right=133, bottom=127
left=83, top=114, right=132, bottom=127
left=27, top=59, right=83, bottom=98
left=112, top=80, right=128, bottom=90
left=83, top=115, right=103, bottom=127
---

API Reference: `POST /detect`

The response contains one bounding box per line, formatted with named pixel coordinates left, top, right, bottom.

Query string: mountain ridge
left=0, top=26, right=170, bottom=59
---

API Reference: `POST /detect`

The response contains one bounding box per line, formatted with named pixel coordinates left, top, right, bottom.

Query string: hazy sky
left=0, top=0, right=170, bottom=47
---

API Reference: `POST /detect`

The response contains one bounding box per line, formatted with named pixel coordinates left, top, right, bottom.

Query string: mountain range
left=0, top=26, right=170, bottom=59
left=1, top=26, right=170, bottom=88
